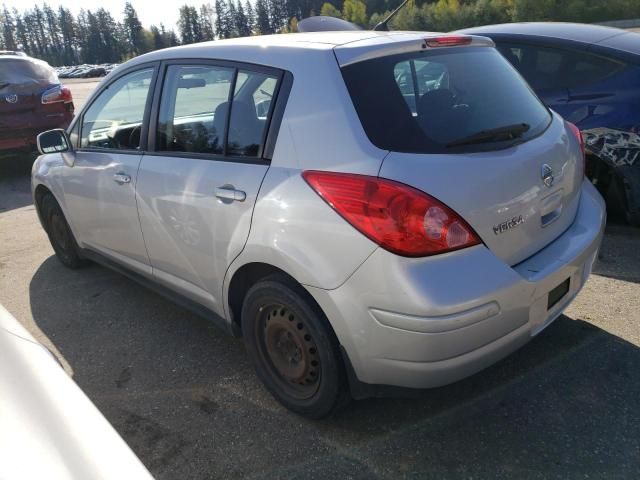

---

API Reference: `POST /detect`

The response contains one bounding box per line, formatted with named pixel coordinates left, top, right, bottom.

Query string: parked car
left=458, top=23, right=640, bottom=226
left=32, top=32, right=605, bottom=418
left=0, top=49, right=27, bottom=57
left=0, top=304, right=152, bottom=478
left=0, top=53, right=74, bottom=154
left=56, top=64, right=116, bottom=79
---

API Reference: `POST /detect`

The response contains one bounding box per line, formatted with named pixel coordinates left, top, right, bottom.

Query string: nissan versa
left=32, top=31, right=605, bottom=418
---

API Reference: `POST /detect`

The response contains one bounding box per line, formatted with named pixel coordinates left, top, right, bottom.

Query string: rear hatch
left=337, top=35, right=583, bottom=265
left=0, top=57, right=58, bottom=131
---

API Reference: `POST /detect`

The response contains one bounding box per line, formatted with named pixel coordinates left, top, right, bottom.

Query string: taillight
left=302, top=171, right=481, bottom=257
left=425, top=35, right=472, bottom=48
left=42, top=85, right=73, bottom=104
left=566, top=121, right=585, bottom=178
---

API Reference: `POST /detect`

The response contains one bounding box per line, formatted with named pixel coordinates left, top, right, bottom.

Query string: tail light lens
left=302, top=171, right=481, bottom=257
left=42, top=85, right=73, bottom=105
left=565, top=121, right=585, bottom=178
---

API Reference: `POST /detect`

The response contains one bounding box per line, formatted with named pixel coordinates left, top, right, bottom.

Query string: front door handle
left=113, top=173, right=131, bottom=185
left=215, top=186, right=246, bottom=202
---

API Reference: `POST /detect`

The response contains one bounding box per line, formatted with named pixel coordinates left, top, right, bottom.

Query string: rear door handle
left=215, top=186, right=246, bottom=202
left=113, top=173, right=131, bottom=185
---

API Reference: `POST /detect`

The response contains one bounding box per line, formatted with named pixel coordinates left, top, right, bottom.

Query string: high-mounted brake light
left=565, top=121, right=585, bottom=178
left=425, top=35, right=472, bottom=48
left=302, top=171, right=481, bottom=257
left=42, top=85, right=73, bottom=105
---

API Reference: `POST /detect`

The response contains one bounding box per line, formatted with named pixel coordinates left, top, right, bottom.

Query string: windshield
left=341, top=46, right=551, bottom=153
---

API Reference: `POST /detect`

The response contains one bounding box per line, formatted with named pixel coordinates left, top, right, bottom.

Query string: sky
left=2, top=0, right=207, bottom=30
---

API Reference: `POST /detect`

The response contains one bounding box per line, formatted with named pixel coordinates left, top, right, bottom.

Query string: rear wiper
left=446, top=123, right=530, bottom=148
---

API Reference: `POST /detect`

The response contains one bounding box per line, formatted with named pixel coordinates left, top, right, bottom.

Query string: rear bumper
left=0, top=114, right=72, bottom=152
left=307, top=180, right=606, bottom=391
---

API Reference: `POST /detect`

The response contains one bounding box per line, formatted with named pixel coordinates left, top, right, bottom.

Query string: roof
left=166, top=31, right=409, bottom=51
left=458, top=22, right=640, bottom=57
left=124, top=31, right=496, bottom=73
left=458, top=22, right=629, bottom=44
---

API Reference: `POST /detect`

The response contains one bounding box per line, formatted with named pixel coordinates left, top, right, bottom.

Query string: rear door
left=62, top=66, right=156, bottom=274
left=339, top=41, right=583, bottom=265
left=136, top=61, right=283, bottom=315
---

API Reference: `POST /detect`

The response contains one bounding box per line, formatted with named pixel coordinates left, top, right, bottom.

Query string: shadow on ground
left=29, top=255, right=640, bottom=479
left=594, top=224, right=640, bottom=284
left=0, top=153, right=36, bottom=212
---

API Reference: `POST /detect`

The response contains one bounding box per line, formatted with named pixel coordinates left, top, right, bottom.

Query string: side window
left=564, top=51, right=624, bottom=89
left=81, top=68, right=153, bottom=150
left=228, top=70, right=278, bottom=157
left=497, top=43, right=565, bottom=90
left=157, top=65, right=234, bottom=154
left=498, top=43, right=624, bottom=91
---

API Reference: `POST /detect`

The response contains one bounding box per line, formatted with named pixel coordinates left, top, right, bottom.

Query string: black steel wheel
left=41, top=193, right=86, bottom=269
left=242, top=275, right=349, bottom=418
left=258, top=303, right=322, bottom=400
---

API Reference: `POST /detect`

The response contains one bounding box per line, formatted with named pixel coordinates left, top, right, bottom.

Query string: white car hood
left=0, top=304, right=153, bottom=480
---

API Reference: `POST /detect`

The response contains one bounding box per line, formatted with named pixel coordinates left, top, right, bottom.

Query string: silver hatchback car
left=32, top=31, right=605, bottom=418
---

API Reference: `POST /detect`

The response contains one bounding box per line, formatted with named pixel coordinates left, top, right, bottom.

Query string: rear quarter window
left=341, top=47, right=551, bottom=153
left=497, top=43, right=625, bottom=90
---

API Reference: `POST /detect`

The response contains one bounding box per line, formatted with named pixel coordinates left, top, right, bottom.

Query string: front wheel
left=41, top=193, right=87, bottom=269
left=241, top=276, right=350, bottom=419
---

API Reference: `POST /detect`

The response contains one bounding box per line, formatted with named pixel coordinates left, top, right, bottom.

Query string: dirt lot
left=0, top=80, right=639, bottom=479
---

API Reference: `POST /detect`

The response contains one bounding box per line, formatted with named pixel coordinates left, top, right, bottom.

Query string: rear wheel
left=241, top=275, right=349, bottom=418
left=41, top=193, right=87, bottom=269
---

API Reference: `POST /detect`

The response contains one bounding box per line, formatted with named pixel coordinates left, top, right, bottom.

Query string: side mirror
left=37, top=129, right=72, bottom=155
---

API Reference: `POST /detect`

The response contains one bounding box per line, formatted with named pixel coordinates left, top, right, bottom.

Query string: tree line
left=1, top=0, right=639, bottom=66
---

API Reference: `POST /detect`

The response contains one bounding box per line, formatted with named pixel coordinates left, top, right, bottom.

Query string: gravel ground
left=0, top=79, right=639, bottom=479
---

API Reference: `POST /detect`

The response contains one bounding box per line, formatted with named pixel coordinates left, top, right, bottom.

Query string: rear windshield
left=341, top=46, right=552, bottom=153
left=0, top=59, right=58, bottom=88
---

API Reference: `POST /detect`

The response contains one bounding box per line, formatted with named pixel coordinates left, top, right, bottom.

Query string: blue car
left=459, top=23, right=640, bottom=226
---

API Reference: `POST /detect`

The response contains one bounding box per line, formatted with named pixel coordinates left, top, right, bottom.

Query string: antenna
left=373, top=0, right=410, bottom=31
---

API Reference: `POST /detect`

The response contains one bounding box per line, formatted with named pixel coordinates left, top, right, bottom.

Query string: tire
left=609, top=172, right=640, bottom=228
left=241, top=275, right=350, bottom=419
left=41, top=193, right=87, bottom=269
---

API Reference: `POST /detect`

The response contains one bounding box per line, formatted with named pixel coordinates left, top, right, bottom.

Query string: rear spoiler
left=334, top=33, right=495, bottom=67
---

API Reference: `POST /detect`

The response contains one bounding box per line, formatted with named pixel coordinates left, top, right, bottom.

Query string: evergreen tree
left=235, top=1, right=251, bottom=37
left=214, top=0, right=231, bottom=39
left=178, top=5, right=203, bottom=44
left=1, top=7, right=17, bottom=50
left=200, top=4, right=216, bottom=41
left=13, top=9, right=31, bottom=53
left=255, top=0, right=273, bottom=34
left=43, top=3, right=63, bottom=64
left=227, top=1, right=238, bottom=37
left=95, top=8, right=122, bottom=62
left=269, top=0, right=289, bottom=32
left=245, top=0, right=256, bottom=34
left=58, top=6, right=77, bottom=64
left=123, top=2, right=145, bottom=56
left=150, top=25, right=166, bottom=49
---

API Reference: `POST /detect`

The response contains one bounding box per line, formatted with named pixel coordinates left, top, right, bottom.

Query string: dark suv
left=459, top=23, right=640, bottom=226
left=0, top=52, right=74, bottom=154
